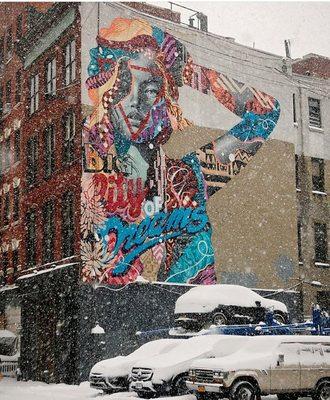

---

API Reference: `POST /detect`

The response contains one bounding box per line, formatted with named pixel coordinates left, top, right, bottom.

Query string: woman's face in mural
left=109, top=52, right=164, bottom=139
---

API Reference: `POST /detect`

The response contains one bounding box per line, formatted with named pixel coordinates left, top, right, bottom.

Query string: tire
left=274, top=311, right=287, bottom=324
left=277, top=394, right=298, bottom=400
left=314, top=381, right=330, bottom=400
left=171, top=374, right=190, bottom=396
left=137, top=392, right=156, bottom=399
left=212, top=311, right=228, bottom=326
left=230, top=381, right=258, bottom=400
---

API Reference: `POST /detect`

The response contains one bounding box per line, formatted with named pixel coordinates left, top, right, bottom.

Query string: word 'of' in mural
left=81, top=18, right=280, bottom=285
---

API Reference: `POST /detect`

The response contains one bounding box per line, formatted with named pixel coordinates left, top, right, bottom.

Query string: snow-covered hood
left=91, top=356, right=131, bottom=377
left=134, top=349, right=212, bottom=383
left=262, top=298, right=287, bottom=313
left=175, top=285, right=287, bottom=314
left=190, top=353, right=275, bottom=371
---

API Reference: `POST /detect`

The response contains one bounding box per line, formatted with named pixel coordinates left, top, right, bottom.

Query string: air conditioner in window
left=3, top=103, right=11, bottom=114
left=0, top=63, right=4, bottom=75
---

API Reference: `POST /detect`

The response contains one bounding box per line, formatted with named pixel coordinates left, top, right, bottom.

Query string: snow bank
left=174, top=285, right=287, bottom=314
left=0, top=378, right=301, bottom=399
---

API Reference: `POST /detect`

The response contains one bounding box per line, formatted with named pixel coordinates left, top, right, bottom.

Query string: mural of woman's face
left=109, top=52, right=164, bottom=140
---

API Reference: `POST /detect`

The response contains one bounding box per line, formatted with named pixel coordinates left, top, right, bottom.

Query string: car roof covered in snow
left=174, top=284, right=287, bottom=314
left=191, top=335, right=330, bottom=370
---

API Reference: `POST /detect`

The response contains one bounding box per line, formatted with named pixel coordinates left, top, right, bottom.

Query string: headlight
left=213, top=371, right=228, bottom=379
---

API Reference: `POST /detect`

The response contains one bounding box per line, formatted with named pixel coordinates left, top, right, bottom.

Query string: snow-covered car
left=174, top=284, right=288, bottom=331
left=89, top=339, right=183, bottom=394
left=187, top=335, right=330, bottom=400
left=130, top=335, right=249, bottom=398
left=0, top=329, right=20, bottom=378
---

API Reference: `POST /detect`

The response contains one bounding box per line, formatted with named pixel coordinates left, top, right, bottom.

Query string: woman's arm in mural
left=185, top=66, right=281, bottom=198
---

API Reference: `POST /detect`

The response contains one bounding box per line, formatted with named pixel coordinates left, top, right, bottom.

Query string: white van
left=186, top=335, right=330, bottom=400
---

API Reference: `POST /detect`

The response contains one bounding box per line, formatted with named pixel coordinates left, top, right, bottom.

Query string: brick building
left=0, top=1, right=328, bottom=384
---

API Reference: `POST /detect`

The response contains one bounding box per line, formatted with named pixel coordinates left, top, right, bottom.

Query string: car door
left=270, top=342, right=301, bottom=393
left=300, top=343, right=324, bottom=391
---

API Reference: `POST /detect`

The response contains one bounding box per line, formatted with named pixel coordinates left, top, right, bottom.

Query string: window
left=14, top=129, right=20, bottom=163
left=4, top=191, right=10, bottom=226
left=0, top=86, right=3, bottom=116
left=293, top=93, right=297, bottom=123
left=64, top=39, right=76, bottom=85
left=311, top=158, right=325, bottom=193
left=12, top=248, right=19, bottom=276
left=63, top=112, right=75, bottom=164
left=0, top=37, right=4, bottom=65
left=308, top=97, right=322, bottom=128
left=5, top=137, right=10, bottom=169
left=16, top=15, right=23, bottom=40
left=62, top=191, right=75, bottom=258
left=44, top=125, right=55, bottom=178
left=45, top=58, right=56, bottom=96
left=29, top=73, right=39, bottom=115
left=5, top=79, right=11, bottom=110
left=2, top=252, right=9, bottom=284
left=13, top=187, right=19, bottom=221
left=6, top=27, right=13, bottom=59
left=15, top=70, right=21, bottom=103
left=42, top=200, right=55, bottom=264
left=295, top=154, right=300, bottom=190
left=0, top=142, right=2, bottom=175
left=26, top=209, right=36, bottom=268
left=297, top=221, right=302, bottom=262
left=314, top=223, right=328, bottom=264
left=26, top=136, right=38, bottom=186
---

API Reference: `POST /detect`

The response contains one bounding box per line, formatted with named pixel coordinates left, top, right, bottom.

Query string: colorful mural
left=81, top=18, right=280, bottom=285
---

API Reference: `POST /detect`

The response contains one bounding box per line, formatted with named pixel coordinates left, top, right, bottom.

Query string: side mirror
left=255, top=301, right=261, bottom=307
left=277, top=354, right=284, bottom=366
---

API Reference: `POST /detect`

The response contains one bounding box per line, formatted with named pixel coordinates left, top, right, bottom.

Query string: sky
left=147, top=1, right=330, bottom=59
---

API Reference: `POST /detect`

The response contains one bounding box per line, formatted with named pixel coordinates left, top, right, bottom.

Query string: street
left=0, top=378, right=310, bottom=400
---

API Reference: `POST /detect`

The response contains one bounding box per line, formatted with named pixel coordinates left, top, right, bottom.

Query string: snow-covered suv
left=89, top=339, right=182, bottom=394
left=187, top=335, right=330, bottom=400
left=130, top=335, right=248, bottom=398
left=174, top=284, right=288, bottom=331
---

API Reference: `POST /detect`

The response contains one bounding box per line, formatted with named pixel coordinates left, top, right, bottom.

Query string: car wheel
left=137, top=392, right=156, bottom=399
left=274, top=311, right=287, bottom=324
left=212, top=311, right=228, bottom=326
left=230, top=381, right=257, bottom=400
left=171, top=374, right=190, bottom=396
left=314, top=381, right=330, bottom=400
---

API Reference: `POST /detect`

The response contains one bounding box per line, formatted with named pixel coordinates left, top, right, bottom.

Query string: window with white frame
left=30, top=73, right=39, bottom=115
left=46, top=58, right=56, bottom=96
left=308, top=97, right=322, bottom=128
left=63, top=112, right=75, bottom=164
left=314, top=222, right=328, bottom=264
left=44, top=125, right=55, bottom=178
left=64, top=39, right=76, bottom=86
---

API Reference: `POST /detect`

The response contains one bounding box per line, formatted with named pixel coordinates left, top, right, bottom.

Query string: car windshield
left=129, top=340, right=178, bottom=358
left=0, top=336, right=17, bottom=356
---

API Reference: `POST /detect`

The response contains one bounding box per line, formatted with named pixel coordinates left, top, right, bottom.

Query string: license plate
left=197, top=386, right=206, bottom=393
left=135, top=382, right=143, bottom=389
